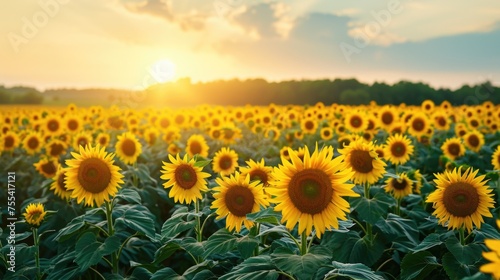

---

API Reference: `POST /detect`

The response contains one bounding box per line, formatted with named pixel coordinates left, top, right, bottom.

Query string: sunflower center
left=225, top=186, right=255, bottom=217
left=42, top=161, right=57, bottom=176
left=4, top=136, right=14, bottom=148
left=224, top=130, right=235, bottom=140
left=447, top=143, right=461, bottom=156
left=28, top=137, right=39, bottom=149
left=174, top=164, right=197, bottom=189
left=412, top=118, right=425, bottom=131
left=32, top=212, right=41, bottom=220
left=78, top=158, right=112, bottom=193
left=189, top=141, right=202, bottom=155
left=288, top=169, right=333, bottom=215
left=437, top=117, right=447, bottom=127
left=57, top=172, right=68, bottom=191
left=390, top=142, right=406, bottom=157
left=219, top=155, right=233, bottom=170
left=50, top=143, right=64, bottom=157
left=212, top=130, right=221, bottom=139
left=48, top=120, right=59, bottom=132
left=339, top=138, right=351, bottom=148
left=392, top=178, right=408, bottom=190
left=249, top=169, right=269, bottom=185
left=467, top=135, right=480, bottom=147
left=68, top=120, right=78, bottom=130
left=78, top=137, right=89, bottom=147
left=350, top=150, right=374, bottom=173
left=323, top=130, right=331, bottom=137
left=99, top=137, right=108, bottom=146
left=350, top=116, right=362, bottom=128
left=121, top=139, right=137, bottom=156
left=381, top=112, right=393, bottom=125
left=305, top=121, right=314, bottom=130
left=442, top=182, right=479, bottom=217
left=470, top=120, right=479, bottom=127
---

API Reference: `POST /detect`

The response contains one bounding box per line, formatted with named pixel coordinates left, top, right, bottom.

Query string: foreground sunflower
left=65, top=145, right=124, bottom=207
left=480, top=220, right=500, bottom=280
left=268, top=145, right=358, bottom=238
left=384, top=134, right=414, bottom=165
left=384, top=173, right=413, bottom=199
left=115, top=132, right=142, bottom=165
left=212, top=147, right=239, bottom=176
left=239, top=158, right=272, bottom=186
left=24, top=203, right=47, bottom=227
left=441, top=137, right=465, bottom=160
left=338, top=139, right=386, bottom=185
left=211, top=172, right=269, bottom=232
left=50, top=166, right=72, bottom=201
left=426, top=167, right=494, bottom=232
left=161, top=154, right=210, bottom=204
left=185, top=134, right=209, bottom=158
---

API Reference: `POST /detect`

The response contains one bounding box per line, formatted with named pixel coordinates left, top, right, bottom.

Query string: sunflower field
left=1, top=100, right=500, bottom=280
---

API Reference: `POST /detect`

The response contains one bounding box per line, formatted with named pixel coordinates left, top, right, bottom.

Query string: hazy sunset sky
left=1, top=0, right=499, bottom=90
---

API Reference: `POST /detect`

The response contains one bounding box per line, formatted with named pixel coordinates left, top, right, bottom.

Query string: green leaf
left=74, top=232, right=121, bottom=272
left=349, top=235, right=385, bottom=267
left=473, top=223, right=500, bottom=242
left=219, top=256, right=279, bottom=280
left=246, top=207, right=281, bottom=225
left=237, top=236, right=259, bottom=259
left=114, top=204, right=156, bottom=239
left=203, top=229, right=238, bottom=259
left=130, top=267, right=153, bottom=280
left=445, top=236, right=483, bottom=264
left=271, top=248, right=330, bottom=280
left=115, top=187, right=142, bottom=204
left=52, top=216, right=85, bottom=242
left=136, top=163, right=158, bottom=185
left=400, top=251, right=439, bottom=280
left=192, top=270, right=217, bottom=280
left=442, top=252, right=484, bottom=279
left=411, top=233, right=443, bottom=253
left=194, top=159, right=212, bottom=168
left=151, top=267, right=185, bottom=280
left=153, top=241, right=181, bottom=264
left=376, top=214, right=419, bottom=251
left=351, top=191, right=392, bottom=224
left=315, top=261, right=384, bottom=280
left=258, top=225, right=290, bottom=237
left=161, top=206, right=197, bottom=239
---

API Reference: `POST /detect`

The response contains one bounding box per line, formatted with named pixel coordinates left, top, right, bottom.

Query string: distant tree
left=339, top=89, right=370, bottom=105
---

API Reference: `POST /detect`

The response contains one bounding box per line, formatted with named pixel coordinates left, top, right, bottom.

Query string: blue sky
left=1, top=0, right=499, bottom=90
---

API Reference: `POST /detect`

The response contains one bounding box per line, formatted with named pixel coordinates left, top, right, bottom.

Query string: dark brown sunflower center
left=323, top=130, right=331, bottom=137
left=467, top=135, right=480, bottom=147
left=470, top=120, right=479, bottom=127
left=57, top=172, right=68, bottom=191
left=225, top=186, right=255, bottom=217
left=224, top=130, right=235, bottom=140
left=48, top=120, right=59, bottom=132
left=50, top=143, right=64, bottom=157
left=437, top=117, right=447, bottom=127
left=390, top=142, right=406, bottom=157
left=288, top=169, right=333, bottom=215
left=350, top=116, right=362, bottom=128
left=27, top=137, right=39, bottom=149
left=160, top=118, right=170, bottom=128
left=249, top=169, right=269, bottom=185
left=175, top=115, right=184, bottom=125
left=99, top=137, right=108, bottom=146
left=77, top=137, right=89, bottom=147
left=68, top=120, right=78, bottom=130
left=442, top=182, right=479, bottom=217
left=174, top=164, right=197, bottom=189
left=121, top=139, right=137, bottom=156
left=4, top=136, right=14, bottom=148
left=305, top=120, right=314, bottom=131
left=375, top=149, right=384, bottom=158
left=189, top=141, right=202, bottom=155
left=382, top=112, right=393, bottom=125
left=392, top=178, right=408, bottom=190
left=412, top=118, right=425, bottom=131
left=339, top=138, right=351, bottom=148
left=350, top=150, right=374, bottom=173
left=367, top=120, right=375, bottom=130
left=41, top=161, right=57, bottom=176
left=78, top=158, right=112, bottom=193
left=212, top=130, right=221, bottom=139
left=219, top=155, right=233, bottom=170
left=447, top=143, right=461, bottom=156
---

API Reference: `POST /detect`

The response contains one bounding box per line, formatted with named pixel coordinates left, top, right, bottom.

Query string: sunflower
left=378, top=106, right=397, bottom=130
left=212, top=147, right=239, bottom=176
left=407, top=112, right=430, bottom=137
left=142, top=127, right=159, bottom=146
left=338, top=139, right=386, bottom=185
left=320, top=127, right=333, bottom=141
left=374, top=144, right=385, bottom=159
left=115, top=132, right=142, bottom=165
left=463, top=130, right=484, bottom=152
left=385, top=173, right=413, bottom=199
left=211, top=172, right=269, bottom=232
left=421, top=100, right=435, bottom=113
left=22, top=132, right=43, bottom=155
left=46, top=139, right=67, bottom=158
left=407, top=169, right=423, bottom=194
left=64, top=114, right=82, bottom=133
left=268, top=145, right=358, bottom=238
left=2, top=131, right=19, bottom=152
left=161, top=153, right=210, bottom=204
left=426, top=167, right=495, bottom=233
left=280, top=146, right=291, bottom=161
left=432, top=111, right=450, bottom=131
left=239, top=158, right=272, bottom=186
left=65, top=145, right=124, bottom=207
left=186, top=134, right=209, bottom=158
left=72, top=131, right=93, bottom=151
left=480, top=220, right=500, bottom=280
left=264, top=127, right=281, bottom=141
left=344, top=111, right=368, bottom=133
left=50, top=166, right=72, bottom=200
left=43, top=116, right=63, bottom=136
left=34, top=157, right=59, bottom=178
left=23, top=203, right=47, bottom=227
left=492, top=146, right=500, bottom=170
left=221, top=125, right=242, bottom=145
left=167, top=143, right=181, bottom=155
left=95, top=132, right=110, bottom=147
left=384, top=134, right=414, bottom=165
left=441, top=137, right=465, bottom=160
left=337, top=135, right=352, bottom=149
left=455, top=123, right=468, bottom=138
left=301, top=118, right=318, bottom=134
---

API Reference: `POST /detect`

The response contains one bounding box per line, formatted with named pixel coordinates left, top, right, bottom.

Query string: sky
left=1, top=0, right=499, bottom=91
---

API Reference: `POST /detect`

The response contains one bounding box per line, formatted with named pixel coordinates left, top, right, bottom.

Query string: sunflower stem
left=396, top=198, right=401, bottom=216
left=254, top=223, right=261, bottom=256
left=194, top=200, right=202, bottom=242
left=364, top=183, right=374, bottom=242
left=33, top=227, right=41, bottom=280
left=132, top=162, right=139, bottom=187
left=300, top=231, right=308, bottom=255
left=459, top=227, right=466, bottom=245
left=105, top=201, right=119, bottom=274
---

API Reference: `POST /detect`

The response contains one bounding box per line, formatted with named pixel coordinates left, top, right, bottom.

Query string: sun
left=150, top=59, right=176, bottom=83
